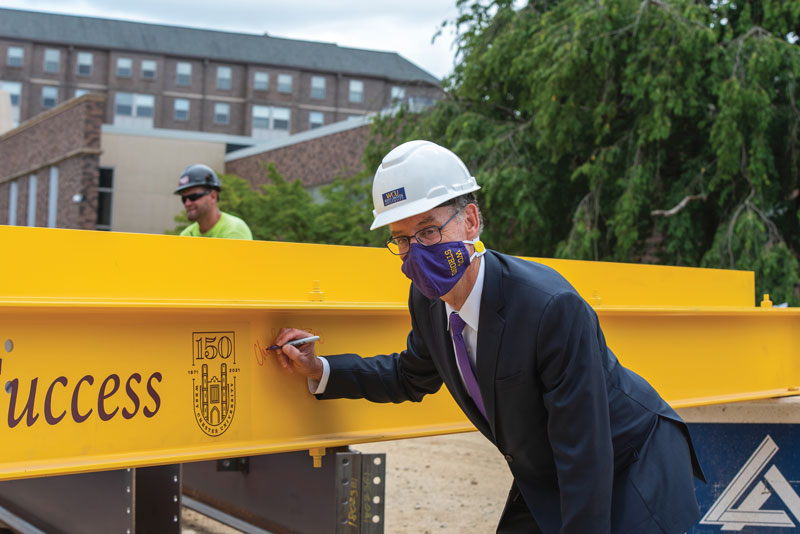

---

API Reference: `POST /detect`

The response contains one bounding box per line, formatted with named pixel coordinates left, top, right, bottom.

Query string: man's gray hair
left=440, top=192, right=484, bottom=236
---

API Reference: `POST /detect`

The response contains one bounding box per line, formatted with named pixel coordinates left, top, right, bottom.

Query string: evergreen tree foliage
left=366, top=0, right=800, bottom=305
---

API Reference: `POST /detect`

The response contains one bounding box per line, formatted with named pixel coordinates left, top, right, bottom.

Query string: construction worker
left=271, top=141, right=704, bottom=533
left=174, top=164, right=252, bottom=240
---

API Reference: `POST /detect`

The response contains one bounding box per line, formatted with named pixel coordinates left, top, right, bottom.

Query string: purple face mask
left=401, top=239, right=485, bottom=299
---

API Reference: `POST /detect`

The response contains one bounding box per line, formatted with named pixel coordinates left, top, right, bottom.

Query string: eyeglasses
left=385, top=209, right=461, bottom=255
left=181, top=190, right=211, bottom=204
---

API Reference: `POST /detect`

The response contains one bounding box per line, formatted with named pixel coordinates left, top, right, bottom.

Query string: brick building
left=0, top=93, right=378, bottom=235
left=0, top=92, right=261, bottom=234
left=225, top=118, right=371, bottom=195
left=0, top=7, right=442, bottom=138
left=0, top=93, right=104, bottom=230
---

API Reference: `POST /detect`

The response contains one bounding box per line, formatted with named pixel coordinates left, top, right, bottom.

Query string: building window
left=27, top=174, right=37, bottom=227
left=252, top=105, right=270, bottom=130
left=277, top=74, right=292, bottom=94
left=75, top=88, right=91, bottom=98
left=114, top=93, right=154, bottom=128
left=77, top=52, right=93, bottom=76
left=116, top=57, right=133, bottom=77
left=44, top=49, right=60, bottom=73
left=41, top=86, right=58, bottom=108
left=214, top=102, right=229, bottom=124
left=115, top=93, right=133, bottom=116
left=1, top=81, right=21, bottom=107
left=141, top=60, right=157, bottom=80
left=0, top=80, right=22, bottom=127
left=176, top=62, right=192, bottom=86
left=252, top=105, right=292, bottom=138
left=311, top=76, right=325, bottom=99
left=217, top=66, right=232, bottom=90
left=135, top=94, right=154, bottom=118
left=97, top=167, right=113, bottom=231
left=349, top=80, right=363, bottom=103
left=47, top=167, right=59, bottom=228
left=174, top=98, right=190, bottom=121
left=273, top=107, right=290, bottom=130
left=7, top=46, right=23, bottom=67
left=391, top=86, right=406, bottom=102
left=253, top=71, right=269, bottom=91
left=309, top=111, right=323, bottom=129
left=8, top=180, right=18, bottom=225
left=115, top=93, right=154, bottom=117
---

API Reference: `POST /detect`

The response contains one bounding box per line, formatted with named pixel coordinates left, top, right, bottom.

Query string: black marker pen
left=267, top=335, right=319, bottom=351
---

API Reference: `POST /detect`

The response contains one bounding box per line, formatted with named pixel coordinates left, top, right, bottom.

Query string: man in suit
left=271, top=140, right=704, bottom=533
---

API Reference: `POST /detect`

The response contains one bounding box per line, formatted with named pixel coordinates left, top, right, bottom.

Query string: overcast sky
left=2, top=0, right=462, bottom=80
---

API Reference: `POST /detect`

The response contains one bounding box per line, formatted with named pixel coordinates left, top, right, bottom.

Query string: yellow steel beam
left=0, top=226, right=796, bottom=482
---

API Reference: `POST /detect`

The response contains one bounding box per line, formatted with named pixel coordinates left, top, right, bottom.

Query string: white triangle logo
left=700, top=435, right=800, bottom=530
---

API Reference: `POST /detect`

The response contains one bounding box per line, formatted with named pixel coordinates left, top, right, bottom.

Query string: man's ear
left=463, top=203, right=480, bottom=240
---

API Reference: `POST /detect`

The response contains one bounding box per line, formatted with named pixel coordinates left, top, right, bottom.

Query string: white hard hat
left=370, top=140, right=480, bottom=230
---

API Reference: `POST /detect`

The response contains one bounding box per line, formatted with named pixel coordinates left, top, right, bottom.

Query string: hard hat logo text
left=382, top=187, right=406, bottom=207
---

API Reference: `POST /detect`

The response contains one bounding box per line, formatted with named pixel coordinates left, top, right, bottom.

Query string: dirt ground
left=354, top=433, right=512, bottom=533
left=181, top=432, right=512, bottom=534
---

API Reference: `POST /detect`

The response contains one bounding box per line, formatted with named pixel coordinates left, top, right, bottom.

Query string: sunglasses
left=181, top=190, right=211, bottom=203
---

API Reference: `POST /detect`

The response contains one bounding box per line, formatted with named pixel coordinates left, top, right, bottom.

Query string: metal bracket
left=216, top=457, right=249, bottom=473
left=335, top=452, right=386, bottom=534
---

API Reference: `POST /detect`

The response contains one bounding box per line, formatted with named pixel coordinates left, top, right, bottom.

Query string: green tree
left=314, top=174, right=387, bottom=247
left=365, top=0, right=800, bottom=305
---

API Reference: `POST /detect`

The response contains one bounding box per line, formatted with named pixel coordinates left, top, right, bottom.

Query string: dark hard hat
left=174, top=164, right=222, bottom=194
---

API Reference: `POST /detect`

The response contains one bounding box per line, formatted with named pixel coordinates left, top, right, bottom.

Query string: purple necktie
left=449, top=312, right=487, bottom=419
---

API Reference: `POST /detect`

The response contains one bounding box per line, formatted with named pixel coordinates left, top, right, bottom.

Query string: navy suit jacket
left=321, top=251, right=704, bottom=533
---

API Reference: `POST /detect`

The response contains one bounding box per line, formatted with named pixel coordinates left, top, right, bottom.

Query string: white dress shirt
left=445, top=256, right=485, bottom=390
left=310, top=256, right=486, bottom=395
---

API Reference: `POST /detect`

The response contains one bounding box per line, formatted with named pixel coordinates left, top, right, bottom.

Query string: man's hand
left=271, top=328, right=323, bottom=381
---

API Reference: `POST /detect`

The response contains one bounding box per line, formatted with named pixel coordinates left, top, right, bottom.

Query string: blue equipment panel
left=688, top=423, right=800, bottom=533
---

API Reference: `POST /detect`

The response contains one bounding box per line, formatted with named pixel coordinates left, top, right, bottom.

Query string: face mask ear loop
left=465, top=238, right=486, bottom=262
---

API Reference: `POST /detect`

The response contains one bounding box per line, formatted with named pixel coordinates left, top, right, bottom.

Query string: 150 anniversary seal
left=190, top=332, right=239, bottom=436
